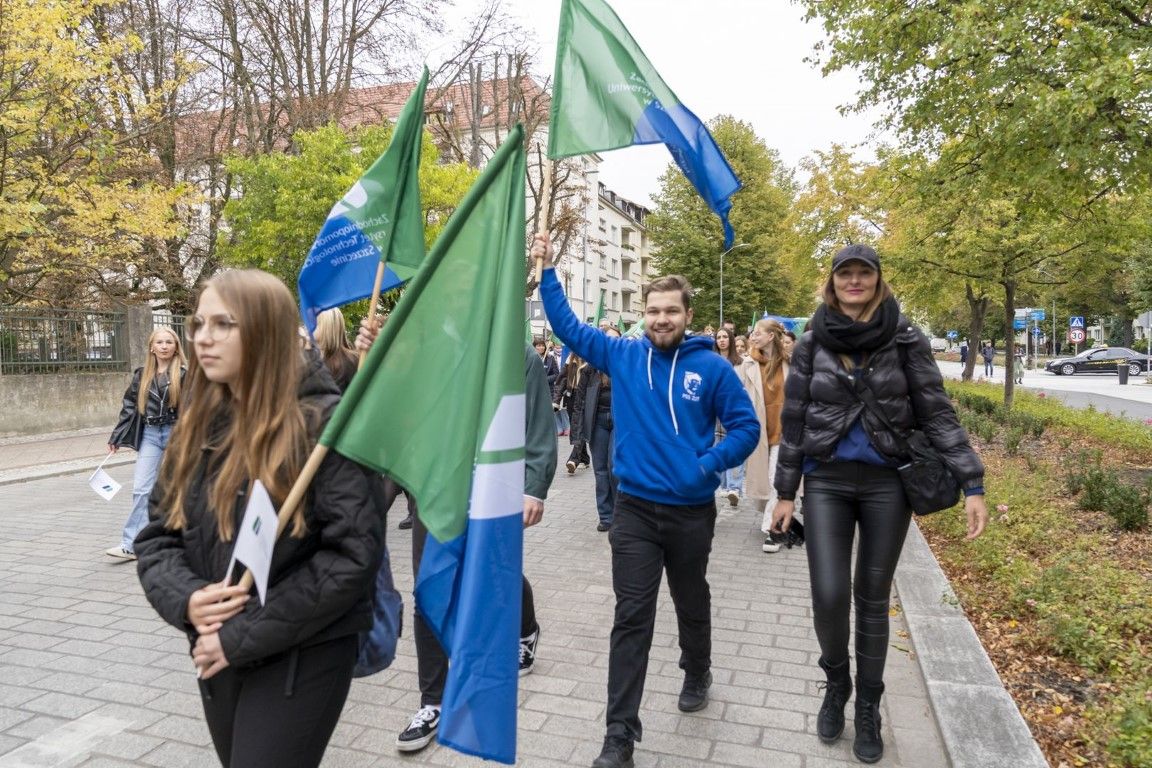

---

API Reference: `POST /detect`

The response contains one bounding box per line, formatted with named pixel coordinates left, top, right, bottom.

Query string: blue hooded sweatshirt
left=541, top=270, right=759, bottom=506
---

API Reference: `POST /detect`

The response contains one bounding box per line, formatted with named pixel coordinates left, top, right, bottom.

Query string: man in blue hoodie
left=533, top=233, right=759, bottom=768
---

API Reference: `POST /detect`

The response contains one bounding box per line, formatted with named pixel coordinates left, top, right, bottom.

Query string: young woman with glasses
left=135, top=269, right=385, bottom=767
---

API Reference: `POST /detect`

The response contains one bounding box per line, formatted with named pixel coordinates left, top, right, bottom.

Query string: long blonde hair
left=752, top=319, right=787, bottom=386
left=159, top=270, right=310, bottom=540
left=313, top=307, right=356, bottom=379
left=137, top=328, right=186, bottom=412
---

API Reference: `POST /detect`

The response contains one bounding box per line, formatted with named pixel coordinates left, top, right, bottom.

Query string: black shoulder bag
left=850, top=371, right=962, bottom=516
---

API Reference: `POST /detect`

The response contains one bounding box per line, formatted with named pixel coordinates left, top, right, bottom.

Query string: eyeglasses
left=185, top=315, right=238, bottom=343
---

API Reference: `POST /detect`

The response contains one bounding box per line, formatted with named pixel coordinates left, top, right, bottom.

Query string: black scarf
left=810, top=296, right=900, bottom=354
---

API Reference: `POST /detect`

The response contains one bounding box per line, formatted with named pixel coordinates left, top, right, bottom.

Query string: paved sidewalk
left=0, top=438, right=948, bottom=767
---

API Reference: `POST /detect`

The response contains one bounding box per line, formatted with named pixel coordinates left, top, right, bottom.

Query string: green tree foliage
left=803, top=0, right=1152, bottom=197
left=0, top=0, right=187, bottom=306
left=647, top=116, right=799, bottom=328
left=220, top=123, right=477, bottom=300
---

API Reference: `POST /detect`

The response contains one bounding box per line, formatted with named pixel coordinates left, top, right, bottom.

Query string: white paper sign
left=88, top=468, right=122, bottom=501
left=226, top=480, right=279, bottom=605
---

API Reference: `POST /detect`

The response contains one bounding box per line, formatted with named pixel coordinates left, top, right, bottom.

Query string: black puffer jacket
left=135, top=355, right=386, bottom=668
left=775, top=320, right=984, bottom=500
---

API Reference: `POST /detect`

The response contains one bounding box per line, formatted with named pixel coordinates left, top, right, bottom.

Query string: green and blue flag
left=297, top=69, right=428, bottom=333
left=549, top=0, right=741, bottom=247
left=320, top=125, right=528, bottom=764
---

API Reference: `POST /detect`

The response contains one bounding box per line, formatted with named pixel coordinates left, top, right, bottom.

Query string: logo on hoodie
left=682, top=371, right=702, bottom=402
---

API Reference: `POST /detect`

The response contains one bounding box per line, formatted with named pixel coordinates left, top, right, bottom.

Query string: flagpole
left=359, top=261, right=389, bottom=368
left=535, top=157, right=553, bottom=285
left=233, top=444, right=330, bottom=592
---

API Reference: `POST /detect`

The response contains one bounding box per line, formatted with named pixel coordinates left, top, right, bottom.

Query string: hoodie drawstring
left=647, top=346, right=681, bottom=435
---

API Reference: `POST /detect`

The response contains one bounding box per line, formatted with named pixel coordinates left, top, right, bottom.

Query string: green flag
left=548, top=0, right=741, bottom=247
left=321, top=125, right=527, bottom=544
left=624, top=316, right=645, bottom=338
left=592, top=288, right=606, bottom=327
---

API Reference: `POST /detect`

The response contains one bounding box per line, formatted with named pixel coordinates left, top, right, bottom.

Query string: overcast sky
left=452, top=0, right=885, bottom=207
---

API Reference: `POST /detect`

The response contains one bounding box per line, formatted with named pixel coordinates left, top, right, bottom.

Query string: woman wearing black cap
left=770, top=244, right=987, bottom=764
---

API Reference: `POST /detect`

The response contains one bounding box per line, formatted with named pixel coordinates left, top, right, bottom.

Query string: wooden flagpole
left=234, top=443, right=330, bottom=592
left=358, top=260, right=389, bottom=369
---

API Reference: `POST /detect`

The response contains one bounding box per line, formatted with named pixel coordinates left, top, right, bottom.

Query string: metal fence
left=151, top=312, right=186, bottom=345
left=0, top=307, right=128, bottom=375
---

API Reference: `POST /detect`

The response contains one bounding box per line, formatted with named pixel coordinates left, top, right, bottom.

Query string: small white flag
left=226, top=480, right=279, bottom=605
left=88, top=467, right=122, bottom=501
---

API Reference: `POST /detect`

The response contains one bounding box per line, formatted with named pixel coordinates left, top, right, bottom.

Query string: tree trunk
left=1002, top=278, right=1016, bottom=409
left=963, top=283, right=988, bottom=382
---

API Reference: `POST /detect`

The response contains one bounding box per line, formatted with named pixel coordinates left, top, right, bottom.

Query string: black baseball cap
left=831, top=244, right=880, bottom=272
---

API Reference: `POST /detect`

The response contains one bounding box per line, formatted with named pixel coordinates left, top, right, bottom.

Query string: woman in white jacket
left=736, top=318, right=790, bottom=553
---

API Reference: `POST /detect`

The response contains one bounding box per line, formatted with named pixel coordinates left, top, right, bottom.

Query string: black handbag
left=851, top=376, right=962, bottom=516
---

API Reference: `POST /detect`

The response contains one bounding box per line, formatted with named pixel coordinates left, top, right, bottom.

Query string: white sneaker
left=762, top=536, right=781, bottom=554
left=105, top=546, right=136, bottom=561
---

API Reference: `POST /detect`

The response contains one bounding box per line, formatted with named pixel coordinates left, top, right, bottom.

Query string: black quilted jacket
left=135, top=355, right=386, bottom=668
left=774, top=320, right=984, bottom=500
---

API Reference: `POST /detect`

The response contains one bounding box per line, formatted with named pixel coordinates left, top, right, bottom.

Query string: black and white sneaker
left=519, top=627, right=539, bottom=676
left=396, top=705, right=440, bottom=752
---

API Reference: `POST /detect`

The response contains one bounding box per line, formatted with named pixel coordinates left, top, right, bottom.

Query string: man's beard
left=646, top=326, right=685, bottom=351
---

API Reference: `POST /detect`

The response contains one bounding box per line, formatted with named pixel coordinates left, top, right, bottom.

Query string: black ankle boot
left=816, top=658, right=853, bottom=743
left=853, top=679, right=885, bottom=764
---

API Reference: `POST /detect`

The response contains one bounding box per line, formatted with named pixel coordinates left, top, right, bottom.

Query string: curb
left=0, top=454, right=136, bottom=487
left=895, top=522, right=1050, bottom=768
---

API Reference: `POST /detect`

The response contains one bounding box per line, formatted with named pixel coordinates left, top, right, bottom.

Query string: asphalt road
left=936, top=360, right=1152, bottom=423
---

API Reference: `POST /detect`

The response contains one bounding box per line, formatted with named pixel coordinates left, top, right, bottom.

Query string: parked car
left=929, top=337, right=949, bottom=352
left=1044, top=347, right=1151, bottom=376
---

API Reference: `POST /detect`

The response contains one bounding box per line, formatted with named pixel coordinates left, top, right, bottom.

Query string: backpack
left=352, top=543, right=404, bottom=678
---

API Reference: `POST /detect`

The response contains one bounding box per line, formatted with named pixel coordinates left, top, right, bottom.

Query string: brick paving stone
left=0, top=436, right=951, bottom=767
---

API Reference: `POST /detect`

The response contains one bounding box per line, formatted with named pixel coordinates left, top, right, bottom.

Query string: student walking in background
left=312, top=307, right=358, bottom=391
left=713, top=327, right=745, bottom=506
left=982, top=342, right=995, bottom=376
left=106, top=327, right=186, bottom=561
left=771, top=245, right=987, bottom=764
left=736, top=318, right=789, bottom=554
left=554, top=353, right=592, bottom=473
left=135, top=270, right=386, bottom=768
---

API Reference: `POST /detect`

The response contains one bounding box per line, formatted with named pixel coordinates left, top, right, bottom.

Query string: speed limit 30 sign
left=1069, top=328, right=1086, bottom=344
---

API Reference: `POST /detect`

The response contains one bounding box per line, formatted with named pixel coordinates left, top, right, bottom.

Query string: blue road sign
left=1069, top=316, right=1085, bottom=328
left=1032, top=327, right=1042, bottom=336
left=946, top=330, right=958, bottom=339
left=1013, top=318, right=1026, bottom=331
left=1029, top=309, right=1046, bottom=322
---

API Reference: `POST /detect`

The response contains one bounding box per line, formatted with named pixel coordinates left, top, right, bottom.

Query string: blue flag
left=297, top=69, right=428, bottom=333
left=548, top=0, right=741, bottom=247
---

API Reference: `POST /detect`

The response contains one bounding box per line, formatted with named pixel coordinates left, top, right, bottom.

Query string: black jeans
left=410, top=515, right=537, bottom=707
left=200, top=634, right=357, bottom=768
left=605, top=492, right=716, bottom=742
left=803, top=462, right=912, bottom=685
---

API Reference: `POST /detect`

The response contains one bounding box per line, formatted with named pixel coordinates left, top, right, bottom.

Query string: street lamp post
left=719, top=242, right=751, bottom=329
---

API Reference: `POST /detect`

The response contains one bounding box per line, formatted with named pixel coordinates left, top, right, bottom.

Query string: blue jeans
left=589, top=409, right=617, bottom=525
left=122, top=424, right=172, bottom=552
left=555, top=407, right=570, bottom=435
left=723, top=463, right=745, bottom=493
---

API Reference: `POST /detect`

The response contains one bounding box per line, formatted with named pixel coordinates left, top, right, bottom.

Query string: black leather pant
left=803, top=462, right=912, bottom=685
